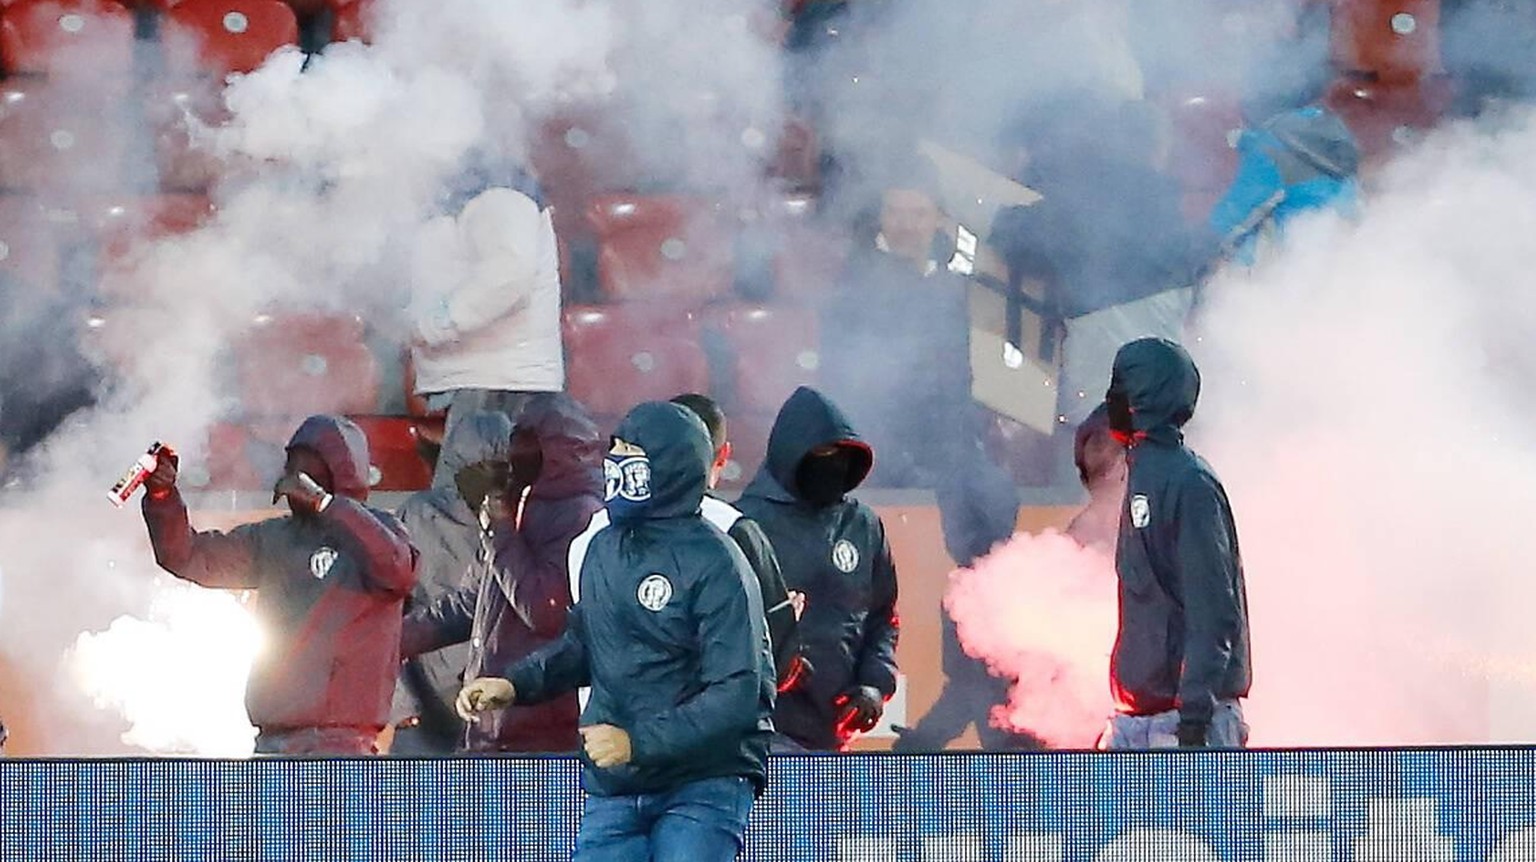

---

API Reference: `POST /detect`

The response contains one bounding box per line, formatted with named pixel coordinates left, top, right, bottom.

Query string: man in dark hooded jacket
left=736, top=386, right=899, bottom=751
left=401, top=393, right=604, bottom=753
left=141, top=415, right=418, bottom=755
left=1102, top=337, right=1251, bottom=749
left=459, top=401, right=773, bottom=861
left=389, top=410, right=513, bottom=755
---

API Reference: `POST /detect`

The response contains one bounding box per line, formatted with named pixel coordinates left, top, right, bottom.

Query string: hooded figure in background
left=141, top=415, right=418, bottom=756
left=401, top=393, right=604, bottom=753
left=1065, top=402, right=1128, bottom=551
left=1208, top=105, right=1360, bottom=268
left=389, top=410, right=513, bottom=755
left=737, top=387, right=899, bottom=751
left=1102, top=338, right=1251, bottom=750
left=458, top=401, right=773, bottom=861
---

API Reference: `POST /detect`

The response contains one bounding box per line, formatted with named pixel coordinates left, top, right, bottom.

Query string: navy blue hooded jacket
left=504, top=402, right=773, bottom=795
left=1107, top=338, right=1251, bottom=726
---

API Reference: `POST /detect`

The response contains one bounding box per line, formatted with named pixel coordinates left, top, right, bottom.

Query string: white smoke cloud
left=950, top=106, right=1536, bottom=747
left=2, top=0, right=784, bottom=754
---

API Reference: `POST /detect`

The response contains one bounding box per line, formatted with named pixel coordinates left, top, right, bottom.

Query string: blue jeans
left=1102, top=700, right=1250, bottom=750
left=574, top=776, right=754, bottom=862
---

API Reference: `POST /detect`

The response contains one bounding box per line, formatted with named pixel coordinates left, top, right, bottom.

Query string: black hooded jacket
left=391, top=410, right=513, bottom=742
left=737, top=387, right=899, bottom=750
left=1108, top=338, right=1251, bottom=726
left=506, top=402, right=773, bottom=796
left=144, top=415, right=418, bottom=733
left=402, top=394, right=604, bottom=752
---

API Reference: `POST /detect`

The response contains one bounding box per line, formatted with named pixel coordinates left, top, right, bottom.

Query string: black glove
left=0, top=716, right=8, bottom=749
left=1176, top=719, right=1209, bottom=748
left=273, top=471, right=331, bottom=512
left=834, top=685, right=884, bottom=735
left=143, top=446, right=180, bottom=500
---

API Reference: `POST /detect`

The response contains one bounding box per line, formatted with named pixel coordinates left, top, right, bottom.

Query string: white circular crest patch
left=310, top=546, right=338, bottom=580
left=831, top=539, right=860, bottom=574
left=1130, top=494, right=1151, bottom=530
left=637, top=574, right=673, bottom=611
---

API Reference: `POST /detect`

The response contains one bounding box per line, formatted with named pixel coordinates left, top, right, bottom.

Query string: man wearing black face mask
left=389, top=410, right=513, bottom=755
left=401, top=393, right=604, bottom=753
left=140, top=415, right=418, bottom=755
left=737, top=387, right=899, bottom=751
left=1102, top=337, right=1251, bottom=750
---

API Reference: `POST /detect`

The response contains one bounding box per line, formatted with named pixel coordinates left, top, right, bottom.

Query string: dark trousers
left=574, top=776, right=754, bottom=862
left=254, top=727, right=379, bottom=756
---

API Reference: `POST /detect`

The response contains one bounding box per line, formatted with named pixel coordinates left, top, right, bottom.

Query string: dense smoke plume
left=950, top=105, right=1536, bottom=746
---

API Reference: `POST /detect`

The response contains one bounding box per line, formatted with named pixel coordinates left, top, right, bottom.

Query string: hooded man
left=736, top=386, right=899, bottom=752
left=1102, top=337, right=1251, bottom=749
left=401, top=393, right=604, bottom=753
left=141, top=415, right=418, bottom=756
left=458, top=401, right=773, bottom=861
left=389, top=410, right=513, bottom=755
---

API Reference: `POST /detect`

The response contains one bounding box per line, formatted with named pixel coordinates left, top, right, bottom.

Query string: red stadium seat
left=89, top=193, right=214, bottom=262
left=586, top=195, right=735, bottom=304
left=1330, top=0, right=1441, bottom=83
left=1323, top=75, right=1452, bottom=168
left=0, top=80, right=130, bottom=192
left=0, top=0, right=134, bottom=77
left=144, top=79, right=230, bottom=192
left=702, top=303, right=819, bottom=414
left=233, top=312, right=379, bottom=417
left=0, top=195, right=61, bottom=287
left=767, top=194, right=847, bottom=301
left=328, top=0, right=373, bottom=43
left=350, top=415, right=432, bottom=492
left=562, top=304, right=709, bottom=417
left=530, top=106, right=639, bottom=248
left=165, top=0, right=299, bottom=77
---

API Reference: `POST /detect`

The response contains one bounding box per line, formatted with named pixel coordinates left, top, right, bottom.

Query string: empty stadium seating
left=0, top=79, right=131, bottom=191
left=702, top=302, right=819, bottom=414
left=561, top=303, right=709, bottom=417
left=1158, top=90, right=1244, bottom=224
left=0, top=0, right=134, bottom=77
left=586, top=194, right=736, bottom=304
left=164, top=0, right=299, bottom=77
left=1323, top=75, right=1453, bottom=166
left=88, top=192, right=214, bottom=261
left=233, top=311, right=379, bottom=417
left=327, top=0, right=372, bottom=44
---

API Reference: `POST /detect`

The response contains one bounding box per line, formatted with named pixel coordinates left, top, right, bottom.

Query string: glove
left=1176, top=719, right=1209, bottom=748
left=273, top=471, right=332, bottom=513
left=143, top=446, right=179, bottom=500
left=834, top=685, right=884, bottom=735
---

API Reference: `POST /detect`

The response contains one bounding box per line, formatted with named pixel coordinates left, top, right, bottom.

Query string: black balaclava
left=797, top=450, right=853, bottom=508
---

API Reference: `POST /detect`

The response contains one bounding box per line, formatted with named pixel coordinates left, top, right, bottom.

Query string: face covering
left=604, top=451, right=653, bottom=521
left=509, top=429, right=544, bottom=490
left=456, top=461, right=510, bottom=512
left=1105, top=386, right=1135, bottom=446
left=797, top=451, right=851, bottom=507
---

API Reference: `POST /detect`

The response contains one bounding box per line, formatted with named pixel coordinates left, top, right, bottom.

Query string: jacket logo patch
left=1130, top=495, right=1151, bottom=529
left=637, top=574, right=673, bottom=611
left=832, top=539, right=860, bottom=574
left=604, top=456, right=652, bottom=502
left=310, top=547, right=338, bottom=580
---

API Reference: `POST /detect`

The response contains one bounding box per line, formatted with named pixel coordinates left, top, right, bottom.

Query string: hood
left=433, top=410, right=514, bottom=492
left=286, top=415, right=373, bottom=502
left=611, top=401, right=712, bottom=520
left=1259, top=106, right=1359, bottom=182
left=513, top=392, right=603, bottom=500
left=1107, top=338, right=1201, bottom=444
left=746, top=386, right=873, bottom=504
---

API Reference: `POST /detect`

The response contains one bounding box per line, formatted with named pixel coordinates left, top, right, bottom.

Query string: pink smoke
left=944, top=530, right=1117, bottom=749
